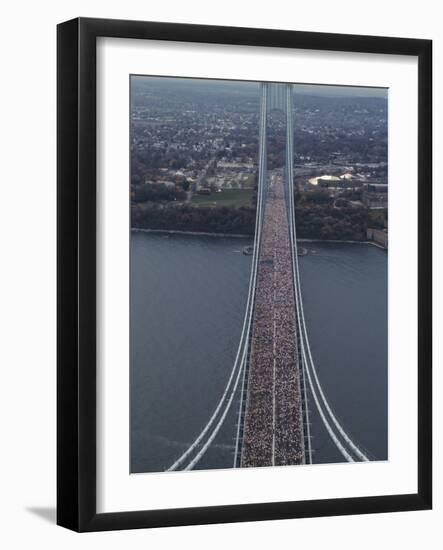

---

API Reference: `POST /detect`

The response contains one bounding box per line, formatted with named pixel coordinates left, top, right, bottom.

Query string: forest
left=131, top=195, right=368, bottom=240
left=131, top=203, right=256, bottom=235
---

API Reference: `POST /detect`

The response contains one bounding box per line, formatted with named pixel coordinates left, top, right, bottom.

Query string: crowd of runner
left=241, top=174, right=305, bottom=468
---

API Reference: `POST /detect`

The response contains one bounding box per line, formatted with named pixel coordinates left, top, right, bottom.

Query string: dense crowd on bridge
left=241, top=175, right=305, bottom=468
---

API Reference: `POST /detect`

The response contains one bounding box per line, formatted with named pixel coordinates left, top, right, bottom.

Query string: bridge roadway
left=240, top=171, right=305, bottom=467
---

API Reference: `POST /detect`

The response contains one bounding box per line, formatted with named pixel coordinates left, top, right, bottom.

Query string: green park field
left=190, top=188, right=254, bottom=208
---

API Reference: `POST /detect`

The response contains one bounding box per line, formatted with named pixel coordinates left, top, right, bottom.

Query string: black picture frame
left=57, top=17, right=432, bottom=532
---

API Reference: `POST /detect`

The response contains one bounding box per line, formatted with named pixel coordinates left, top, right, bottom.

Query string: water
left=300, top=243, right=388, bottom=463
left=130, top=233, right=387, bottom=473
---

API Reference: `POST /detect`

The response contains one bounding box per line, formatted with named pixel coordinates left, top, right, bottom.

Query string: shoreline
left=131, top=227, right=251, bottom=239
left=131, top=227, right=387, bottom=250
left=298, top=238, right=387, bottom=250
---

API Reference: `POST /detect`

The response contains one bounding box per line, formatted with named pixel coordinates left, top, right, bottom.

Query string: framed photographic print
left=57, top=17, right=432, bottom=531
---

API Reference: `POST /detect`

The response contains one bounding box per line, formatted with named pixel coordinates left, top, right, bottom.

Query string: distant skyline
left=131, top=75, right=387, bottom=99
left=293, top=83, right=387, bottom=98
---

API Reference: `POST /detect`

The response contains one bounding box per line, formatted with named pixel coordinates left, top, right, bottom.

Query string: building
left=362, top=183, right=388, bottom=209
left=367, top=228, right=388, bottom=249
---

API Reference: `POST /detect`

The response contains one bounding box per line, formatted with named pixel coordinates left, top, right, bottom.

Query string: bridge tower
left=266, top=82, right=287, bottom=112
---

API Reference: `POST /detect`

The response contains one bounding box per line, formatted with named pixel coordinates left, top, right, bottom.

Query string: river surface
left=130, top=232, right=387, bottom=473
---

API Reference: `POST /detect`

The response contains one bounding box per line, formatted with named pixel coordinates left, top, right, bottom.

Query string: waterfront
left=130, top=232, right=387, bottom=473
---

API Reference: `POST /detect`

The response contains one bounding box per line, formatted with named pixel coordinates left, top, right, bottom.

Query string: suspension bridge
left=167, top=82, right=369, bottom=472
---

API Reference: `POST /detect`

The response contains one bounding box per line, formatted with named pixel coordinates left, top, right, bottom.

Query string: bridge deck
left=241, top=173, right=305, bottom=467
